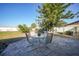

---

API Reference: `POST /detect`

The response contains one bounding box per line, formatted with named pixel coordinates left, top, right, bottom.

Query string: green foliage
left=37, top=3, right=79, bottom=43
left=58, top=32, right=63, bottom=34
left=65, top=31, right=73, bottom=36
left=38, top=28, right=44, bottom=33
left=18, top=24, right=29, bottom=33
left=38, top=33, right=41, bottom=36
left=37, top=28, right=45, bottom=36
left=18, top=24, right=30, bottom=41
left=37, top=3, right=79, bottom=31
left=31, top=23, right=36, bottom=28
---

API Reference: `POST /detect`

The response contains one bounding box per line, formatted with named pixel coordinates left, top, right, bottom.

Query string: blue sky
left=0, top=3, right=40, bottom=27
left=64, top=3, right=79, bottom=23
left=0, top=3, right=79, bottom=27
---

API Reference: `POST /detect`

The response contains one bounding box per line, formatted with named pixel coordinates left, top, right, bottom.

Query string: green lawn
left=0, top=31, right=25, bottom=39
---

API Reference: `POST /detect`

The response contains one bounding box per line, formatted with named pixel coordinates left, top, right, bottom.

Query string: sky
left=0, top=3, right=79, bottom=27
left=64, top=3, right=79, bottom=23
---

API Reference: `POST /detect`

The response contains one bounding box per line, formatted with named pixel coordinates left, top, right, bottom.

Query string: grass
left=0, top=31, right=25, bottom=39
left=0, top=31, right=26, bottom=54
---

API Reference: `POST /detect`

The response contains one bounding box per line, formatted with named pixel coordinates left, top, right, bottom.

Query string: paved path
left=1, top=36, right=79, bottom=56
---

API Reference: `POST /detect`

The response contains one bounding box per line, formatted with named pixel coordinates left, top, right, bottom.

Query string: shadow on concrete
left=0, top=37, right=26, bottom=54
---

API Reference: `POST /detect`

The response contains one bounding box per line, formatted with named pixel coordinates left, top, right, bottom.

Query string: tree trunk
left=63, top=25, right=64, bottom=35
left=25, top=33, right=29, bottom=42
left=45, top=30, right=53, bottom=44
left=52, top=28, right=54, bottom=39
left=74, top=27, right=78, bottom=39
left=48, top=32, right=53, bottom=43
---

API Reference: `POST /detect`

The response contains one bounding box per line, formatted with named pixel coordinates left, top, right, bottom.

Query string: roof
left=65, top=20, right=79, bottom=26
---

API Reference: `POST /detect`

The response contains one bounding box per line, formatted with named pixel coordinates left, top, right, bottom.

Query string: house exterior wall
left=54, top=26, right=74, bottom=32
left=54, top=24, right=79, bottom=33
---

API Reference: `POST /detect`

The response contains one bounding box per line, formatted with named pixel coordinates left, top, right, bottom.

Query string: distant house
left=0, top=27, right=18, bottom=31
left=54, top=20, right=79, bottom=39
left=55, top=20, right=79, bottom=33
left=65, top=20, right=79, bottom=38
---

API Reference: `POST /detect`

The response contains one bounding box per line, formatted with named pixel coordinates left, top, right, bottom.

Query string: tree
left=37, top=3, right=79, bottom=43
left=18, top=24, right=30, bottom=41
left=31, top=23, right=37, bottom=28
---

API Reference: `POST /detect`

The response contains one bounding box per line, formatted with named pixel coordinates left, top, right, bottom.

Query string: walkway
left=1, top=35, right=79, bottom=56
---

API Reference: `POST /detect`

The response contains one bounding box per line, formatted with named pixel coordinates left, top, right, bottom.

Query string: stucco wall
left=54, top=24, right=79, bottom=33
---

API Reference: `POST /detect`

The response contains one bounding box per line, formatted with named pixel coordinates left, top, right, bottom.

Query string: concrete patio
left=1, top=35, right=79, bottom=56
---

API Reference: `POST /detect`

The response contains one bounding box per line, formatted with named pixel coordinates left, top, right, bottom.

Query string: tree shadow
left=0, top=37, right=26, bottom=54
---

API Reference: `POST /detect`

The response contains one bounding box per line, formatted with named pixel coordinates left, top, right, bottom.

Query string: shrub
left=37, top=29, right=43, bottom=36
left=65, top=31, right=73, bottom=36
left=58, top=32, right=63, bottom=34
left=38, top=33, right=41, bottom=36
